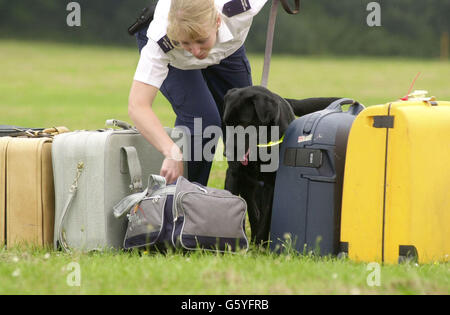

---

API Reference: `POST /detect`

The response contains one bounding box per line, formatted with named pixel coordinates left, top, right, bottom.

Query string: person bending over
left=129, top=0, right=268, bottom=185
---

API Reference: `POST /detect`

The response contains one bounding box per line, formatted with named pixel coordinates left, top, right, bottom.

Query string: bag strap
left=42, top=126, right=70, bottom=136
left=57, top=162, right=85, bottom=252
left=113, top=189, right=149, bottom=219
left=113, top=175, right=169, bottom=219
left=147, top=174, right=166, bottom=192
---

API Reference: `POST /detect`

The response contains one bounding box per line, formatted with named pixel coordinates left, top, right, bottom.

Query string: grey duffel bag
left=114, top=175, right=249, bottom=253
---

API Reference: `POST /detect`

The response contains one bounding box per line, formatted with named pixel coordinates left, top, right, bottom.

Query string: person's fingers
left=160, top=158, right=184, bottom=184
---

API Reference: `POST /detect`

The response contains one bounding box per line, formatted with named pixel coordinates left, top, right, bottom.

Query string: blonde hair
left=167, top=0, right=219, bottom=45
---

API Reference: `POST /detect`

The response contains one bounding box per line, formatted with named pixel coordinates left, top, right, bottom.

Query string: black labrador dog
left=223, top=85, right=341, bottom=245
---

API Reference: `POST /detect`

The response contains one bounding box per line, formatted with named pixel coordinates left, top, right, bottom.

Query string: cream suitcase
left=1, top=137, right=54, bottom=247
left=1, top=127, right=68, bottom=248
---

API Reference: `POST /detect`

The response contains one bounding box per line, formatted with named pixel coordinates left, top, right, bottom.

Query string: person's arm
left=128, top=80, right=184, bottom=184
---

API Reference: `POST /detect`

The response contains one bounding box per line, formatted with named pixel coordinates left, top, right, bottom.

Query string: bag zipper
left=142, top=195, right=162, bottom=202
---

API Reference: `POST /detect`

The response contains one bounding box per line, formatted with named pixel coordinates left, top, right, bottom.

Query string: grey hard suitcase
left=270, top=99, right=365, bottom=255
left=52, top=120, right=188, bottom=251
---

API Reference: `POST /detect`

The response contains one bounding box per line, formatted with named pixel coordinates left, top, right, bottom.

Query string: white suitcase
left=52, top=120, right=188, bottom=251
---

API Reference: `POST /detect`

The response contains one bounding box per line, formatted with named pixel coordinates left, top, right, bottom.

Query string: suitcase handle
left=302, top=174, right=336, bottom=183
left=121, top=147, right=143, bottom=192
left=106, top=119, right=134, bottom=130
left=303, top=99, right=365, bottom=134
left=327, top=98, right=365, bottom=116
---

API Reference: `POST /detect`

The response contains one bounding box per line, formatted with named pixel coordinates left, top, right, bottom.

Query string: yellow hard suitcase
left=340, top=92, right=450, bottom=264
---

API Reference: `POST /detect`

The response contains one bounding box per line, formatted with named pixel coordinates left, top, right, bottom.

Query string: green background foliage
left=0, top=0, right=449, bottom=58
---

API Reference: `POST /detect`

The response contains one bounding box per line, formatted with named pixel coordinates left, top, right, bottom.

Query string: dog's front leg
left=224, top=161, right=241, bottom=195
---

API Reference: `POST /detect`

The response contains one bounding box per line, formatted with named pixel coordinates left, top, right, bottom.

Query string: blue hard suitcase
left=270, top=99, right=365, bottom=255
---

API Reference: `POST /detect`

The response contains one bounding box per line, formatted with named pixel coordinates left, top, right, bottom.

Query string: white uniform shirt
left=134, top=0, right=268, bottom=89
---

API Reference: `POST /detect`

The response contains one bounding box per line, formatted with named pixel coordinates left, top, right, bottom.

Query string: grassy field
left=1, top=246, right=449, bottom=295
left=0, top=40, right=449, bottom=295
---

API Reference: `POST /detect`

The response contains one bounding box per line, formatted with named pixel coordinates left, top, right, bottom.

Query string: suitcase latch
left=284, top=148, right=323, bottom=168
left=373, top=116, right=394, bottom=129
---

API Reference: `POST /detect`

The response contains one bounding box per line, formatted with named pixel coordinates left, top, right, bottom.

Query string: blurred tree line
left=0, top=0, right=448, bottom=58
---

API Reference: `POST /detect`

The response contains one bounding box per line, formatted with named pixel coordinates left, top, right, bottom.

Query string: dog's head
left=223, top=86, right=287, bottom=129
left=223, top=86, right=294, bottom=169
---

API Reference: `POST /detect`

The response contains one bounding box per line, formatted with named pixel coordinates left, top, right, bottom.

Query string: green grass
left=1, top=245, right=449, bottom=295
left=1, top=39, right=449, bottom=295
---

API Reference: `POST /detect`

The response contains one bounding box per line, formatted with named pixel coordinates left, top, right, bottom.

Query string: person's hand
left=160, top=145, right=184, bottom=184
left=160, top=157, right=184, bottom=185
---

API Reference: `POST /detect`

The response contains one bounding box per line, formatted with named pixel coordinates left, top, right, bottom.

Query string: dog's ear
left=223, top=88, right=239, bottom=124
left=252, top=93, right=280, bottom=125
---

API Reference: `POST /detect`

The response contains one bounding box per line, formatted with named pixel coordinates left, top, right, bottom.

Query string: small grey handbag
left=114, top=175, right=249, bottom=253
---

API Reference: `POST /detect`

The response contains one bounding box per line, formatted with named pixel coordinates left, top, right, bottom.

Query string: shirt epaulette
left=223, top=0, right=252, bottom=18
left=157, top=35, right=174, bottom=53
